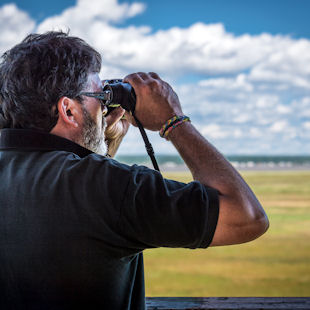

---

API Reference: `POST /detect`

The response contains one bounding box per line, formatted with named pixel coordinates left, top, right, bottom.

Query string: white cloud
left=233, top=114, right=251, bottom=124
left=96, top=24, right=310, bottom=82
left=293, top=97, right=310, bottom=118
left=248, top=39, right=310, bottom=91
left=33, top=7, right=310, bottom=86
left=276, top=104, right=291, bottom=114
left=303, top=122, right=310, bottom=130
left=255, top=95, right=279, bottom=109
left=201, top=124, right=229, bottom=139
left=38, top=0, right=146, bottom=32
left=199, top=74, right=254, bottom=92
left=270, top=121, right=288, bottom=133
left=2, top=1, right=310, bottom=86
left=249, top=127, right=262, bottom=138
left=0, top=4, right=35, bottom=55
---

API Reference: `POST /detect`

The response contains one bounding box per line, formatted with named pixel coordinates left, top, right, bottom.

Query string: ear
left=56, top=96, right=81, bottom=128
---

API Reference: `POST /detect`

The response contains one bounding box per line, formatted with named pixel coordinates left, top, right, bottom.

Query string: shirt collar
left=0, top=128, right=94, bottom=158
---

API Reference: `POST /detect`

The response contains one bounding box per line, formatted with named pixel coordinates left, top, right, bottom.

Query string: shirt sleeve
left=118, top=165, right=219, bottom=251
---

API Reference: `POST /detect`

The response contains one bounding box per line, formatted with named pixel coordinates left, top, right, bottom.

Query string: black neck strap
left=132, top=114, right=160, bottom=172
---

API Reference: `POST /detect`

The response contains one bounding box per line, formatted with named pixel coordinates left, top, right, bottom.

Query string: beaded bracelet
left=159, top=115, right=191, bottom=138
left=159, top=115, right=181, bottom=137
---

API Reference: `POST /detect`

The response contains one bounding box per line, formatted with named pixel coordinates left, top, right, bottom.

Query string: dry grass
left=144, top=171, right=310, bottom=296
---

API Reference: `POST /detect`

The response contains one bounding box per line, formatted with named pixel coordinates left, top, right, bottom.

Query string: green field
left=144, top=170, right=310, bottom=297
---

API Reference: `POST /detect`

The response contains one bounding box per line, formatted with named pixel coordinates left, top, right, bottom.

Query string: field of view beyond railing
left=143, top=170, right=310, bottom=297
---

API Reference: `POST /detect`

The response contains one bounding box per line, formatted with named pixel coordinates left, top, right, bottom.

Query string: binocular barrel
left=103, top=80, right=136, bottom=114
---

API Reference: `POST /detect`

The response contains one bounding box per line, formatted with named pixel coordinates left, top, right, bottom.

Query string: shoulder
left=46, top=151, right=156, bottom=186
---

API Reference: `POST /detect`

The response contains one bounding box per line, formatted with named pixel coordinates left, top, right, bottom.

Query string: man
left=0, top=31, right=268, bottom=309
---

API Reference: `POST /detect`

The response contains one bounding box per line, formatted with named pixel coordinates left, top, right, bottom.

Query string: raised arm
left=124, top=72, right=269, bottom=246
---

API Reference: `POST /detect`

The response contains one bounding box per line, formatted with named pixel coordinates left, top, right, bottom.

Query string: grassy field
left=143, top=170, right=310, bottom=297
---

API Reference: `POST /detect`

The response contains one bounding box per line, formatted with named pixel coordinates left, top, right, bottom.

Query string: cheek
left=93, top=107, right=103, bottom=126
left=96, top=110, right=107, bottom=131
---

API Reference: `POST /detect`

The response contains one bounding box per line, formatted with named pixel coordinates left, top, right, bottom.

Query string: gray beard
left=81, top=106, right=107, bottom=156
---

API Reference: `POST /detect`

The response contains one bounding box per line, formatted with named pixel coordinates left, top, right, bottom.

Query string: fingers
left=148, top=72, right=161, bottom=80
left=124, top=110, right=137, bottom=127
left=123, top=72, right=161, bottom=87
left=105, top=107, right=130, bottom=141
left=105, top=106, right=125, bottom=128
left=123, top=72, right=144, bottom=89
left=122, top=72, right=182, bottom=131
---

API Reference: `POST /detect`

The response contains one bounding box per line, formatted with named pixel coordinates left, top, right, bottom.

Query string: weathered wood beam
left=146, top=297, right=310, bottom=309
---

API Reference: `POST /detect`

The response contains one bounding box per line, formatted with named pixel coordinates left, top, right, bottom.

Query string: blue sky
left=2, top=0, right=310, bottom=38
left=0, top=0, right=309, bottom=155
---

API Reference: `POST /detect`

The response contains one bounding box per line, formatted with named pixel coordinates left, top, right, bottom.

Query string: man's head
left=0, top=31, right=107, bottom=154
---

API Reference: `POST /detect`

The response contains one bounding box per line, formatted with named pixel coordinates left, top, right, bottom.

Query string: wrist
left=159, top=115, right=191, bottom=140
left=168, top=120, right=192, bottom=141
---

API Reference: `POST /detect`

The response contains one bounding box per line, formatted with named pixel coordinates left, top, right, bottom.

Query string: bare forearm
left=169, top=122, right=243, bottom=192
left=169, top=121, right=268, bottom=245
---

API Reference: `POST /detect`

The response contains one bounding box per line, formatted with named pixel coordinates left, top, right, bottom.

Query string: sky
left=0, top=0, right=309, bottom=155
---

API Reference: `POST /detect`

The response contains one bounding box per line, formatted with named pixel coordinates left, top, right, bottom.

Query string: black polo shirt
left=0, top=128, right=219, bottom=309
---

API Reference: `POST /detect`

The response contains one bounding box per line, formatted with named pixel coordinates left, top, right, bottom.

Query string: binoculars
left=100, top=79, right=160, bottom=171
left=102, top=79, right=136, bottom=115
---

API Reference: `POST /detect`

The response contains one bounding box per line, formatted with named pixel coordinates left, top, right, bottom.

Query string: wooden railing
left=146, top=297, right=310, bottom=309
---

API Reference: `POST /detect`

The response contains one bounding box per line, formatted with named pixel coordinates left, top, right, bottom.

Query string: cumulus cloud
left=270, top=121, right=288, bottom=133
left=38, top=0, right=146, bottom=31
left=303, top=122, right=310, bottom=130
left=0, top=0, right=309, bottom=154
left=173, top=73, right=310, bottom=154
left=0, top=4, right=35, bottom=55
left=249, top=39, right=310, bottom=91
left=33, top=2, right=310, bottom=86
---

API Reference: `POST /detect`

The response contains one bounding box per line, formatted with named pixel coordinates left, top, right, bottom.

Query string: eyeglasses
left=79, top=91, right=110, bottom=106
left=79, top=90, right=120, bottom=108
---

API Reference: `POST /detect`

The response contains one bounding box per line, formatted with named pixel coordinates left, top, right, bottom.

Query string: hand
left=104, top=107, right=130, bottom=157
left=123, top=72, right=183, bottom=131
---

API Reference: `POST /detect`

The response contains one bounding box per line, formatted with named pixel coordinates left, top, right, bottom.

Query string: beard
left=81, top=106, right=107, bottom=156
